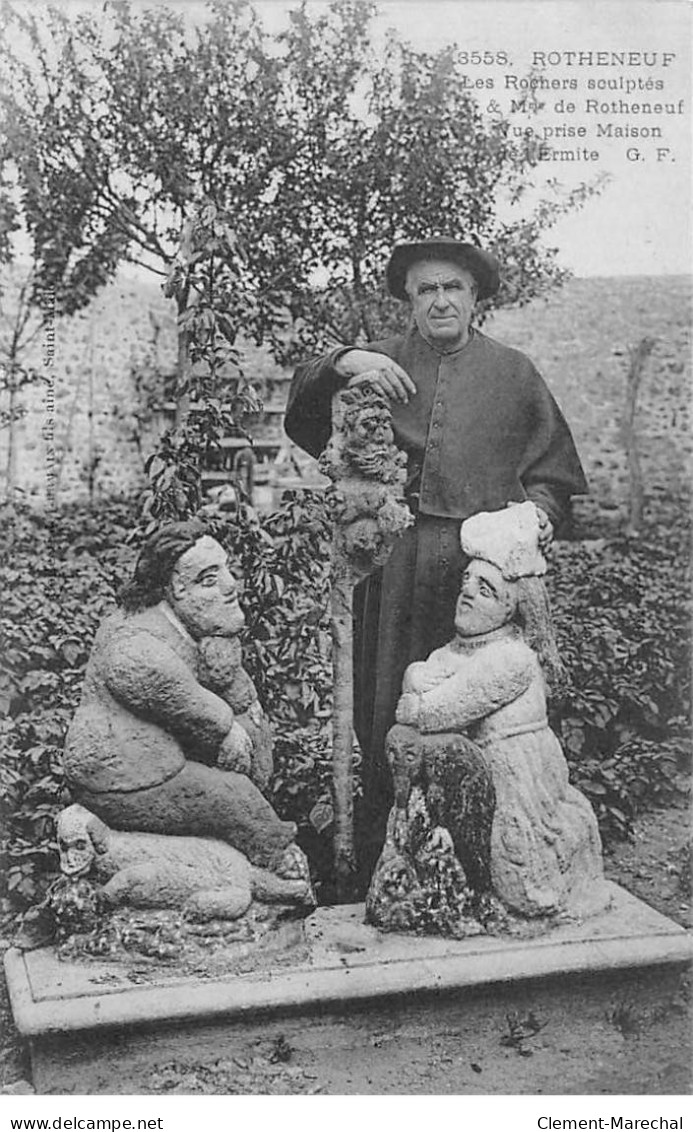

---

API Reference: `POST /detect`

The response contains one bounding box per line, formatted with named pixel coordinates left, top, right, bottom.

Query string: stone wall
left=0, top=272, right=293, bottom=508
left=2, top=272, right=690, bottom=519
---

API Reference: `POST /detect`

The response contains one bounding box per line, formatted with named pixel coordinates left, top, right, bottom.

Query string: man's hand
left=217, top=720, right=253, bottom=775
left=336, top=349, right=416, bottom=404
left=507, top=499, right=554, bottom=555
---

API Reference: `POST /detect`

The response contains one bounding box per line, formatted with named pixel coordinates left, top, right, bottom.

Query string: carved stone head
left=454, top=559, right=517, bottom=638
left=340, top=385, right=395, bottom=477
left=166, top=536, right=246, bottom=640
left=119, top=519, right=209, bottom=611
left=57, top=804, right=100, bottom=877
left=118, top=522, right=245, bottom=641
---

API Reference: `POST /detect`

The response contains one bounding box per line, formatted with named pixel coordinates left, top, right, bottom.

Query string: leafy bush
left=548, top=511, right=691, bottom=840
left=0, top=492, right=339, bottom=909
left=1, top=499, right=135, bottom=907
left=215, top=490, right=342, bottom=894
left=2, top=492, right=690, bottom=911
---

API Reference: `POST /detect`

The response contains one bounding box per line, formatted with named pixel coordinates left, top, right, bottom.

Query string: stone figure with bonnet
left=366, top=502, right=610, bottom=933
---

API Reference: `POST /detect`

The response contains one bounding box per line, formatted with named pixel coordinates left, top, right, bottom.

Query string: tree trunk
left=330, top=555, right=357, bottom=901
left=87, top=312, right=96, bottom=508
left=4, top=370, right=17, bottom=497
left=323, top=384, right=413, bottom=901
left=624, top=337, right=655, bottom=538
left=175, top=292, right=191, bottom=429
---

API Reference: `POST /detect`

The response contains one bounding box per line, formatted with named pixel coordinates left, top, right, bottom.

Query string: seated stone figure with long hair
left=63, top=520, right=312, bottom=899
left=366, top=502, right=610, bottom=934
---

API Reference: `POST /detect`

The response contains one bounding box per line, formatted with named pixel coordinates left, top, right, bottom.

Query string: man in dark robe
left=284, top=236, right=588, bottom=873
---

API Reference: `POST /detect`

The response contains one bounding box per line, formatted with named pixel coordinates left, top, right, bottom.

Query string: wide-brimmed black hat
left=386, top=236, right=500, bottom=302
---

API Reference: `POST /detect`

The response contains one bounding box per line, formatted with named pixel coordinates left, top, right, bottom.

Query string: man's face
left=166, top=536, right=245, bottom=639
left=406, top=259, right=477, bottom=349
left=454, top=559, right=516, bottom=638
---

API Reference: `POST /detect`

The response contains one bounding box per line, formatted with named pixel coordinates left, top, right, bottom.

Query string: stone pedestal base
left=4, top=883, right=692, bottom=1094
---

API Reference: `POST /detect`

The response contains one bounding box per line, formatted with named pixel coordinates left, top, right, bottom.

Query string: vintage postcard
left=0, top=0, right=690, bottom=1118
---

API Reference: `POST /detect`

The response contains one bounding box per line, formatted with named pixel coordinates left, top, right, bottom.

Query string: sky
left=7, top=0, right=692, bottom=278
left=252, top=0, right=692, bottom=277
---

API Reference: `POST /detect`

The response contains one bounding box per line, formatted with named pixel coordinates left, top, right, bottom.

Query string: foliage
left=0, top=500, right=133, bottom=907
left=0, top=0, right=683, bottom=927
left=211, top=490, right=340, bottom=895
left=0, top=0, right=601, bottom=364
left=2, top=490, right=690, bottom=908
left=139, top=199, right=262, bottom=531
left=0, top=264, right=47, bottom=496
left=0, top=103, right=52, bottom=455
left=547, top=512, right=691, bottom=840
left=0, top=0, right=293, bottom=466
left=0, top=492, right=339, bottom=908
left=0, top=0, right=287, bottom=311
left=273, top=14, right=603, bottom=356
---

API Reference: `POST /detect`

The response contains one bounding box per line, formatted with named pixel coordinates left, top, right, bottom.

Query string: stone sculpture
left=318, top=381, right=413, bottom=577
left=318, top=381, right=414, bottom=896
left=57, top=520, right=314, bottom=928
left=56, top=803, right=311, bottom=920
left=366, top=502, right=611, bottom=934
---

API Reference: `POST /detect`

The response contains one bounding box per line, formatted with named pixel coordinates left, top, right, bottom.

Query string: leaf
left=308, top=800, right=334, bottom=834
left=583, top=781, right=607, bottom=795
left=59, top=639, right=84, bottom=666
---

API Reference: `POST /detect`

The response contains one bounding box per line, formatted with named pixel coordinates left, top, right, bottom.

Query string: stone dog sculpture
left=57, top=804, right=310, bottom=920
left=61, top=520, right=314, bottom=915
left=366, top=502, right=611, bottom=935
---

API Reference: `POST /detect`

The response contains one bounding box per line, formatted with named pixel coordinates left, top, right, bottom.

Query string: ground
left=603, top=800, right=691, bottom=931
left=1, top=798, right=690, bottom=1096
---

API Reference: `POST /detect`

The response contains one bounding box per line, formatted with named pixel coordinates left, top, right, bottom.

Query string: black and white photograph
left=0, top=0, right=691, bottom=1115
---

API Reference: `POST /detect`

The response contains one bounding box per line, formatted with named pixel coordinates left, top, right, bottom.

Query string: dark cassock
left=285, top=318, right=588, bottom=870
